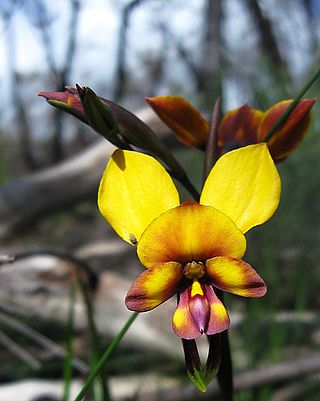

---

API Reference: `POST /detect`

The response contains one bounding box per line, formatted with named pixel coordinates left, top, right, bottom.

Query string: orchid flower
left=98, top=143, right=280, bottom=339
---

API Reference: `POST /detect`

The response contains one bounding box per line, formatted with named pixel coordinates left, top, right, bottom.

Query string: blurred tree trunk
left=200, top=0, right=222, bottom=99
left=146, top=22, right=168, bottom=96
left=244, top=0, right=286, bottom=72
left=2, top=6, right=36, bottom=171
left=25, top=0, right=81, bottom=163
left=301, top=0, right=318, bottom=55
left=52, top=0, right=81, bottom=162
left=172, top=0, right=223, bottom=104
left=113, top=0, right=151, bottom=100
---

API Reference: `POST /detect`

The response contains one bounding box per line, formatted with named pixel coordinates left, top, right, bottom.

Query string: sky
left=0, top=0, right=119, bottom=83
left=0, top=0, right=318, bottom=116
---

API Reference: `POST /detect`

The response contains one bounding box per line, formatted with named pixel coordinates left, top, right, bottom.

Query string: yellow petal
left=98, top=149, right=180, bottom=244
left=206, top=256, right=267, bottom=297
left=200, top=143, right=281, bottom=233
left=125, top=262, right=183, bottom=312
left=137, top=202, right=246, bottom=268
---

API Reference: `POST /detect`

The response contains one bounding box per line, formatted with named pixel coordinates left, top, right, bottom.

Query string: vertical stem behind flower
left=203, top=97, right=222, bottom=183
left=214, top=294, right=233, bottom=401
left=202, top=99, right=233, bottom=401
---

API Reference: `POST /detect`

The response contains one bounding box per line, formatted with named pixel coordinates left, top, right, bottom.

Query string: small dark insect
left=129, top=234, right=138, bottom=245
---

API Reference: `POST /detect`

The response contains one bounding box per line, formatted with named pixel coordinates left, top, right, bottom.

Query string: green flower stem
left=62, top=286, right=75, bottom=401
left=264, top=63, right=320, bottom=142
left=73, top=312, right=139, bottom=401
left=77, top=275, right=112, bottom=401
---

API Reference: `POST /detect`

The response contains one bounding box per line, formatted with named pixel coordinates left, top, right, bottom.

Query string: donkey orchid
left=98, top=144, right=280, bottom=339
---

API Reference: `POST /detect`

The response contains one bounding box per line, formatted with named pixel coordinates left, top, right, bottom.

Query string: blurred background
left=0, top=0, right=320, bottom=400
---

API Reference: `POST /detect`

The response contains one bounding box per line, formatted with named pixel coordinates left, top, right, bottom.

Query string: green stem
left=264, top=63, right=320, bottom=142
left=73, top=312, right=139, bottom=401
left=62, top=286, right=75, bottom=401
left=78, top=275, right=112, bottom=401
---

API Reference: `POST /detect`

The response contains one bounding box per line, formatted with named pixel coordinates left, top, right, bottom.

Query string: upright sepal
left=98, top=149, right=180, bottom=244
left=201, top=143, right=281, bottom=233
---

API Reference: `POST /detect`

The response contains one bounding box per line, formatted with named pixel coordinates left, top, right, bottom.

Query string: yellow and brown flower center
left=183, top=261, right=206, bottom=280
left=183, top=261, right=207, bottom=297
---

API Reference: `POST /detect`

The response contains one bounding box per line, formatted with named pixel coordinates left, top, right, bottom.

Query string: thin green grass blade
left=73, top=312, right=139, bottom=401
left=77, top=272, right=112, bottom=401
left=264, top=64, right=320, bottom=142
left=62, top=285, right=75, bottom=401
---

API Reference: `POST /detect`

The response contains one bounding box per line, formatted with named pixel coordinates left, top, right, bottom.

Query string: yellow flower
left=98, top=144, right=280, bottom=339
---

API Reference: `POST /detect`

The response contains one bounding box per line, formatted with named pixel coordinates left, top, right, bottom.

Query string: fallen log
left=0, top=139, right=112, bottom=239
left=0, top=108, right=170, bottom=239
left=1, top=353, right=319, bottom=401
left=0, top=252, right=180, bottom=358
left=126, top=352, right=320, bottom=401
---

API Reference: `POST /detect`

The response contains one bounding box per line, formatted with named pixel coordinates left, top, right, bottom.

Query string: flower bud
left=40, top=87, right=188, bottom=181
left=76, top=86, right=128, bottom=149
left=38, top=87, right=86, bottom=122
